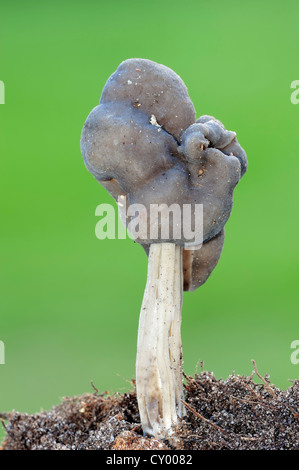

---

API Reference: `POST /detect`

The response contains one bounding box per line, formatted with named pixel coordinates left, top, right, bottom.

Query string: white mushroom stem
left=136, top=242, right=184, bottom=438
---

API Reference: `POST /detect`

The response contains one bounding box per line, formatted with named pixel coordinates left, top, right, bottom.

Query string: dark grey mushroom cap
left=99, top=58, right=196, bottom=142
left=80, top=58, right=247, bottom=291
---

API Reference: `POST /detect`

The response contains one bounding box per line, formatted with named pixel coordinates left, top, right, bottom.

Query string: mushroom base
left=136, top=242, right=184, bottom=438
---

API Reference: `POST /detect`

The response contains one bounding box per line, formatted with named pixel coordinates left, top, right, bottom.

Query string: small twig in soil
left=251, top=360, right=299, bottom=420
left=239, top=436, right=259, bottom=442
left=181, top=400, right=230, bottom=438
left=230, top=395, right=277, bottom=411
left=251, top=359, right=276, bottom=398
left=183, top=400, right=260, bottom=443
left=90, top=381, right=99, bottom=395
left=183, top=372, right=207, bottom=394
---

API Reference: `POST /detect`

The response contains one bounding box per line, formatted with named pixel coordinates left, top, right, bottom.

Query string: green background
left=1, top=0, right=298, bottom=440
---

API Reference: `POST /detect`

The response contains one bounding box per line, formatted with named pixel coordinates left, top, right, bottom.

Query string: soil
left=1, top=365, right=298, bottom=450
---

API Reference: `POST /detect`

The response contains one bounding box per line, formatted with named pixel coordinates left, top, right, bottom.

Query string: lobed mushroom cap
left=81, top=58, right=247, bottom=291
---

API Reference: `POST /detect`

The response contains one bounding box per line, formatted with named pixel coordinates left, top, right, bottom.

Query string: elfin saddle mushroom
left=81, top=58, right=247, bottom=438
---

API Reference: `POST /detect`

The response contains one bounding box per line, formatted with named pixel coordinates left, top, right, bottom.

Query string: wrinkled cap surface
left=81, top=58, right=247, bottom=290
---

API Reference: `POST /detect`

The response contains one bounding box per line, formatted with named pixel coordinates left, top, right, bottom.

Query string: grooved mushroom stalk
left=136, top=243, right=184, bottom=437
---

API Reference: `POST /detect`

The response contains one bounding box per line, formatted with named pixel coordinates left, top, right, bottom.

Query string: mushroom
left=80, top=58, right=247, bottom=438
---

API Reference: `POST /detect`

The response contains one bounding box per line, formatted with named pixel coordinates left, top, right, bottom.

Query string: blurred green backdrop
left=1, top=0, right=298, bottom=440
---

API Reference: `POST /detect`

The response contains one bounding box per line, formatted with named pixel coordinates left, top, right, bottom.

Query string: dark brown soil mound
left=1, top=366, right=298, bottom=450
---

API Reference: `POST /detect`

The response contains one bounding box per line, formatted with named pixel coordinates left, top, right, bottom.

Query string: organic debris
left=1, top=365, right=298, bottom=450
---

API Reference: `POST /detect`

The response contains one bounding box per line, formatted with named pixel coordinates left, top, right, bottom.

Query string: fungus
left=80, top=58, right=247, bottom=438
